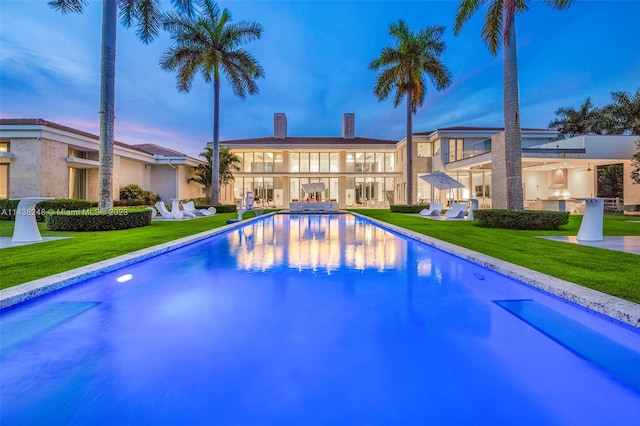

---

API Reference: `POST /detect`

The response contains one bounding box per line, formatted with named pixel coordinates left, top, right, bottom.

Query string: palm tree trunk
left=98, top=0, right=117, bottom=211
left=503, top=18, right=523, bottom=211
left=212, top=76, right=221, bottom=204
left=406, top=91, right=414, bottom=205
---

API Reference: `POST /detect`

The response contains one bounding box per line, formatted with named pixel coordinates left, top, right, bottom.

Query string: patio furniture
left=445, top=202, right=468, bottom=219
left=10, top=197, right=53, bottom=243
left=155, top=201, right=187, bottom=219
left=182, top=201, right=214, bottom=216
left=575, top=198, right=604, bottom=241
left=467, top=199, right=479, bottom=221
left=419, top=202, right=443, bottom=217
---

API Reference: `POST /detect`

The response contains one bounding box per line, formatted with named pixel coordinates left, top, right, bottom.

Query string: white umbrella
left=419, top=172, right=465, bottom=190
left=302, top=182, right=326, bottom=194
left=419, top=172, right=465, bottom=203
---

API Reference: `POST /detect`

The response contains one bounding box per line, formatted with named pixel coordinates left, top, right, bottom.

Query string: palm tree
left=49, top=0, right=194, bottom=211
left=454, top=0, right=573, bottom=211
left=219, top=147, right=241, bottom=188
left=548, top=97, right=602, bottom=136
left=189, top=146, right=240, bottom=198
left=369, top=20, right=451, bottom=205
left=160, top=0, right=264, bottom=205
left=609, top=89, right=640, bottom=135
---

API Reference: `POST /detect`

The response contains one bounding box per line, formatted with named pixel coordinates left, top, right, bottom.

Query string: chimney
left=274, top=113, right=287, bottom=139
left=342, top=113, right=355, bottom=139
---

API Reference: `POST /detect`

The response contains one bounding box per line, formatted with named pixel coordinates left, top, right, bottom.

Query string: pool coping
left=2, top=211, right=639, bottom=329
left=350, top=212, right=640, bottom=329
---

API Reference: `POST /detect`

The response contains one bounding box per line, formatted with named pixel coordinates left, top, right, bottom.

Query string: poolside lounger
left=444, top=202, right=468, bottom=219
left=182, top=201, right=215, bottom=216
left=155, top=201, right=194, bottom=219
left=419, top=202, right=443, bottom=217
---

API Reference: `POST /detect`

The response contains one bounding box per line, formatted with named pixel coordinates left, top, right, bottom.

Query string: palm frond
left=543, top=0, right=574, bottom=10
left=119, top=0, right=136, bottom=29
left=48, top=0, right=88, bottom=14
left=372, top=68, right=398, bottom=101
left=225, top=21, right=264, bottom=45
left=171, top=0, right=195, bottom=17
left=134, top=0, right=162, bottom=44
left=453, top=0, right=483, bottom=35
left=482, top=0, right=503, bottom=55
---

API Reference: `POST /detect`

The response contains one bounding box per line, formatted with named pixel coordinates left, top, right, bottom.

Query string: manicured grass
left=0, top=212, right=246, bottom=289
left=350, top=210, right=640, bottom=305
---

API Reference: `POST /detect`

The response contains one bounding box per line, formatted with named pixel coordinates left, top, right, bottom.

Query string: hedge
left=0, top=199, right=92, bottom=222
left=475, top=209, right=570, bottom=230
left=45, top=208, right=152, bottom=231
left=390, top=204, right=425, bottom=213
left=197, top=204, right=237, bottom=213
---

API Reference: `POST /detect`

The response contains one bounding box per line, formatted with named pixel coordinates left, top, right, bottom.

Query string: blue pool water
left=2, top=213, right=639, bottom=425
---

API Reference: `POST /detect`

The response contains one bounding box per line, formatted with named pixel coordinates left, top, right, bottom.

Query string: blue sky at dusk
left=1, top=0, right=638, bottom=158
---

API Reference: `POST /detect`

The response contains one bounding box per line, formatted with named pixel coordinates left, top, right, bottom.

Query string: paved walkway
left=540, top=236, right=640, bottom=256
left=0, top=237, right=70, bottom=249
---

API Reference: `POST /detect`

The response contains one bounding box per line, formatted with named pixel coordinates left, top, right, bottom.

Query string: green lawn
left=1, top=211, right=639, bottom=305
left=350, top=210, right=640, bottom=304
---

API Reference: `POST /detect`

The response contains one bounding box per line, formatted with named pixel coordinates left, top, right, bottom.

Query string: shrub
left=390, top=204, right=425, bottom=213
left=202, top=204, right=236, bottom=213
left=0, top=198, right=92, bottom=221
left=119, top=184, right=161, bottom=206
left=475, top=209, right=569, bottom=230
left=45, top=208, right=152, bottom=231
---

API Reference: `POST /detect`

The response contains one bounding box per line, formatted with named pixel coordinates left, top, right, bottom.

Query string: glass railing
left=445, top=139, right=492, bottom=163
left=445, top=136, right=585, bottom=164
left=525, top=136, right=585, bottom=150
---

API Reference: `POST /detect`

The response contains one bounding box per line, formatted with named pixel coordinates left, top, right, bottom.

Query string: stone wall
left=490, top=132, right=507, bottom=209
left=624, top=161, right=640, bottom=206
left=9, top=138, right=42, bottom=197
left=40, top=138, right=68, bottom=197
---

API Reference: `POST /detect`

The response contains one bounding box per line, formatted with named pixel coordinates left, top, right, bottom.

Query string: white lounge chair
left=444, top=202, right=468, bottom=219
left=182, top=201, right=215, bottom=216
left=419, top=202, right=443, bottom=217
left=155, top=201, right=194, bottom=219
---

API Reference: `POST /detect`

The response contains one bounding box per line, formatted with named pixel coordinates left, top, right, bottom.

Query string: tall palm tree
left=454, top=0, right=573, bottom=211
left=369, top=20, right=451, bottom=205
left=189, top=146, right=240, bottom=197
left=49, top=0, right=194, bottom=211
left=160, top=0, right=264, bottom=205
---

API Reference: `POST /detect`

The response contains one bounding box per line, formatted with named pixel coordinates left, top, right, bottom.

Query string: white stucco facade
left=0, top=119, right=203, bottom=203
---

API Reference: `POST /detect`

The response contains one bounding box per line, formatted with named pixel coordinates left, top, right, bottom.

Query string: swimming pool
left=2, top=213, right=639, bottom=425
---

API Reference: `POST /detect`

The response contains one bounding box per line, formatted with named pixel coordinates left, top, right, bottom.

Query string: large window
left=0, top=164, right=8, bottom=198
left=237, top=152, right=277, bottom=173
left=0, top=142, right=9, bottom=198
left=68, top=168, right=87, bottom=199
left=345, top=151, right=389, bottom=173
left=290, top=177, right=339, bottom=202
left=385, top=153, right=394, bottom=172
left=234, top=177, right=274, bottom=205
left=448, top=139, right=464, bottom=163
left=289, top=152, right=340, bottom=173
left=417, top=143, right=432, bottom=158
